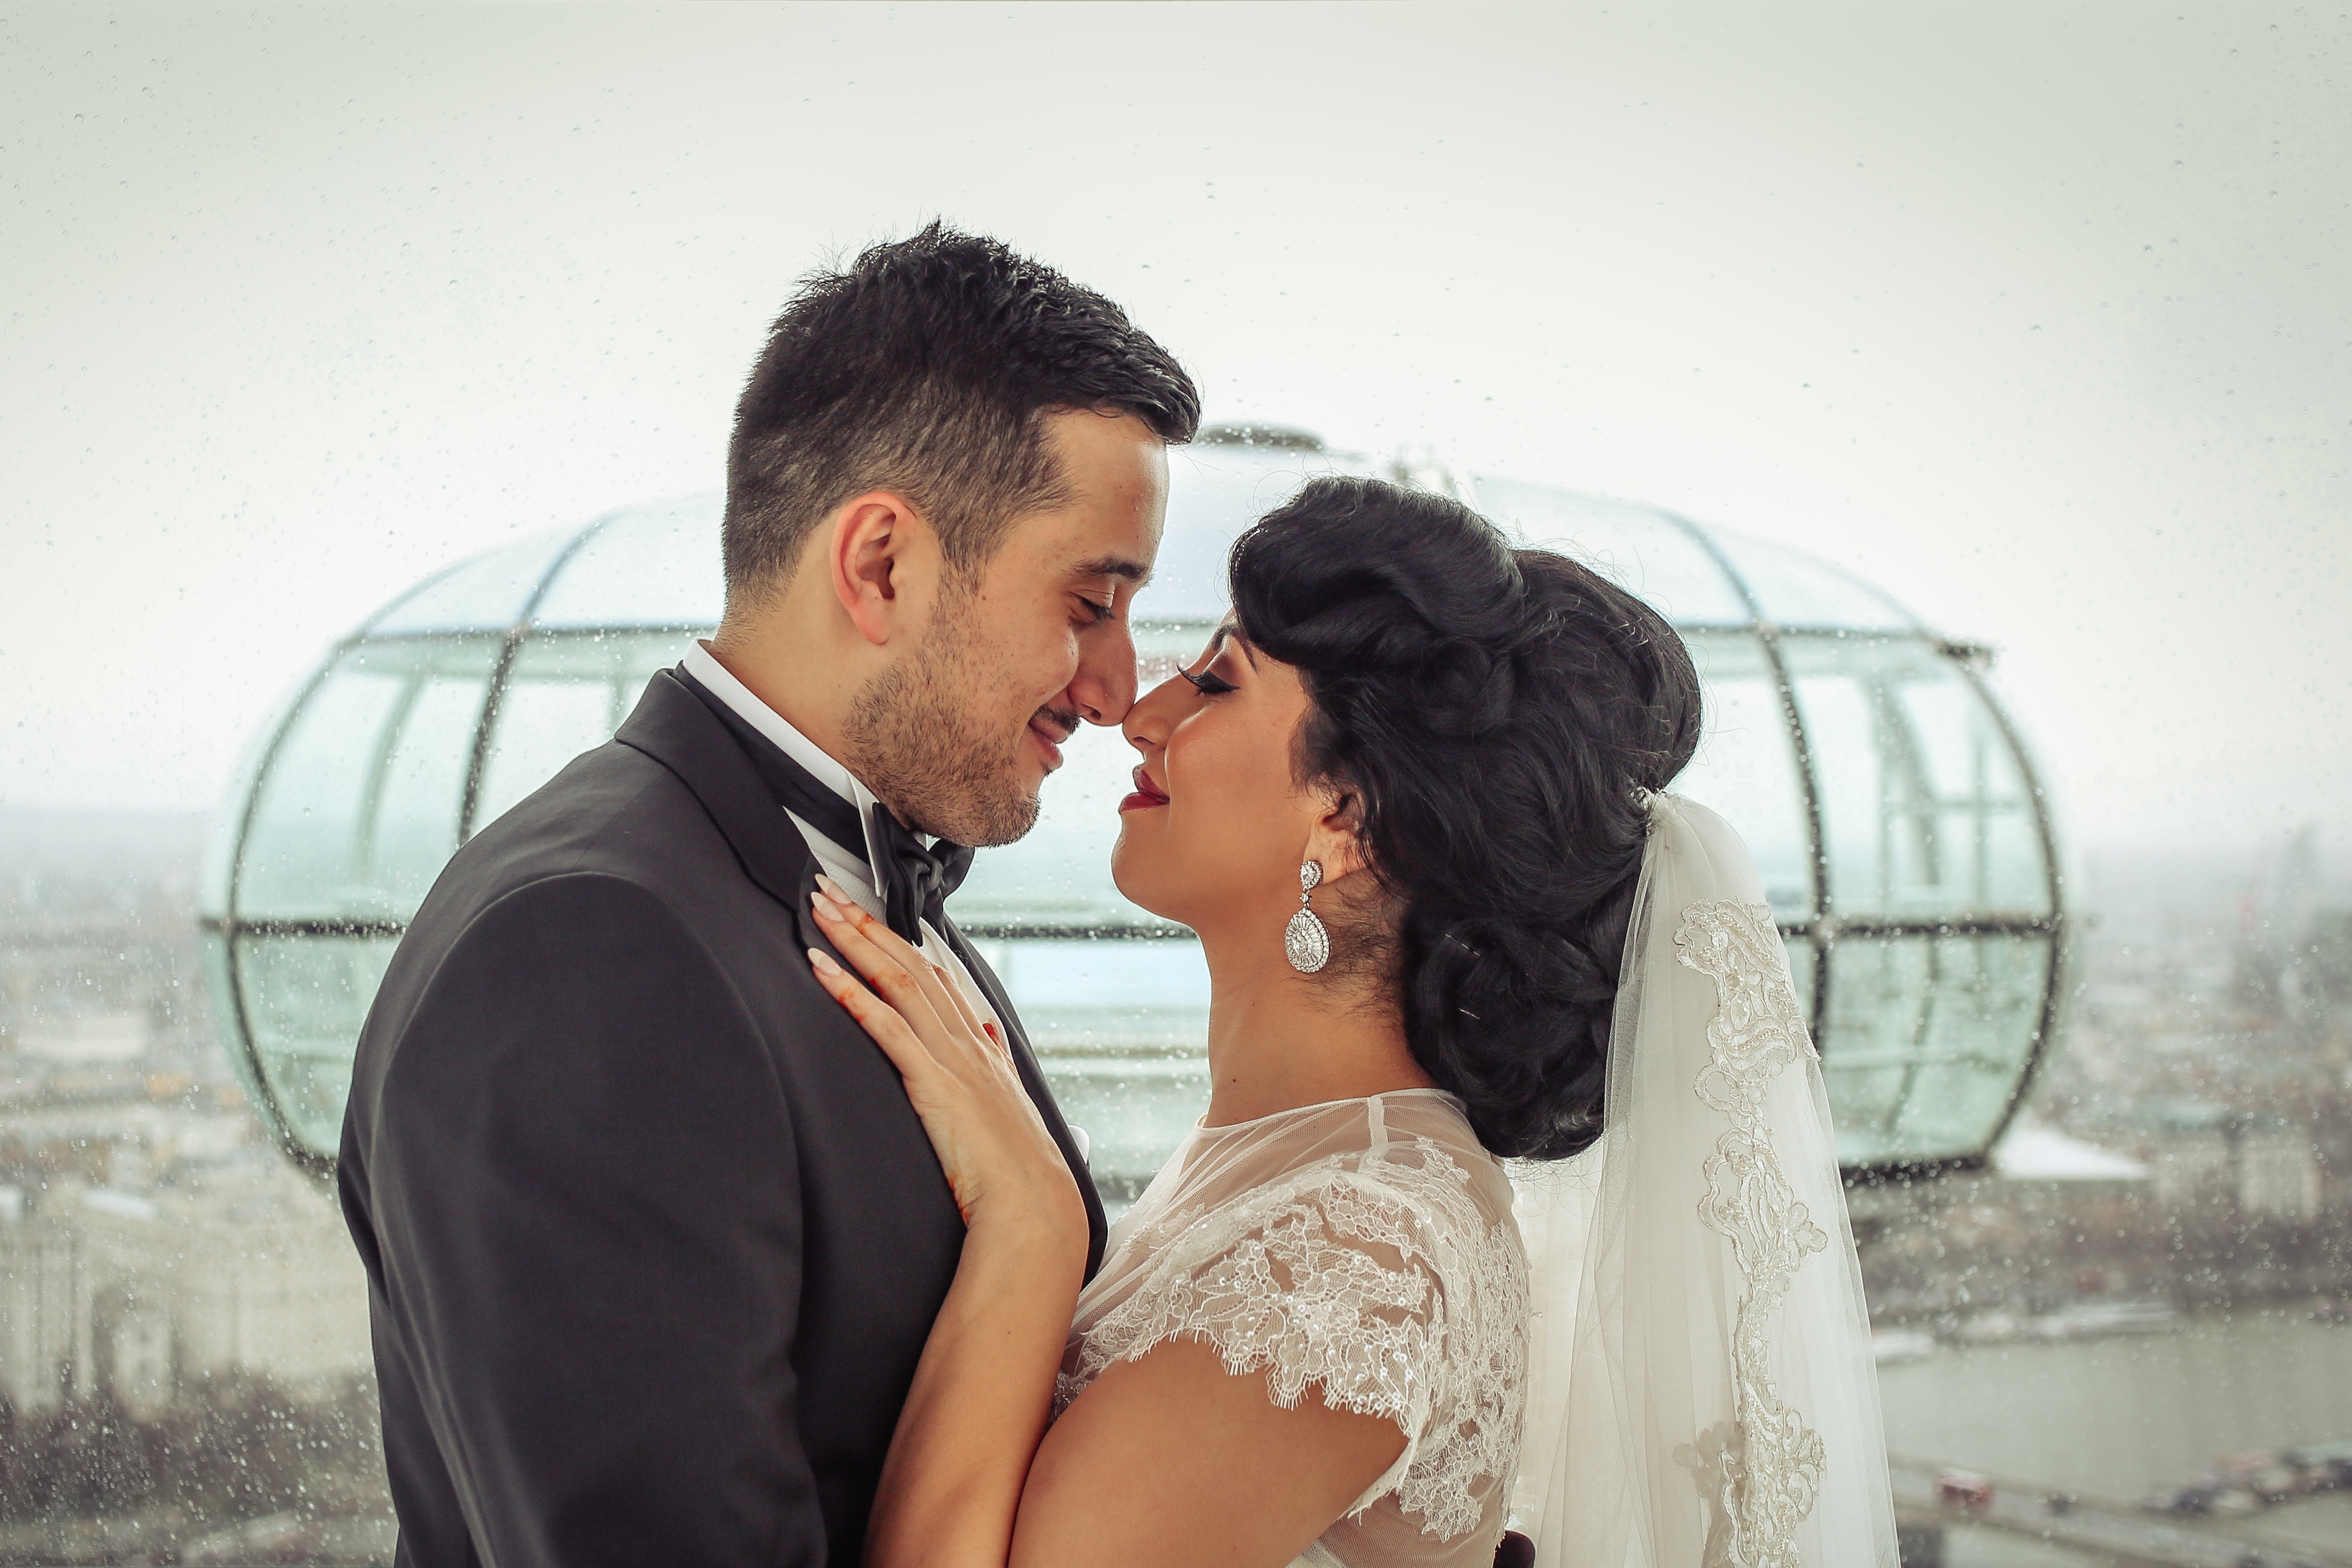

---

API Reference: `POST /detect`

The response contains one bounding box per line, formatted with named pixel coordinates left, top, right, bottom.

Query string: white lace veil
left=1510, top=793, right=1898, bottom=1567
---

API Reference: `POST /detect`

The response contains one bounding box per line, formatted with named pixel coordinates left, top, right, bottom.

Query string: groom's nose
left=1066, top=621, right=1139, bottom=725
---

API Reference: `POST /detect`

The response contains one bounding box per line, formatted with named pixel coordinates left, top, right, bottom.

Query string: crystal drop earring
left=1285, top=861, right=1330, bottom=974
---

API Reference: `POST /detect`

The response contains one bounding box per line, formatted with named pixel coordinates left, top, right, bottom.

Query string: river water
left=1875, top=1303, right=2352, bottom=1563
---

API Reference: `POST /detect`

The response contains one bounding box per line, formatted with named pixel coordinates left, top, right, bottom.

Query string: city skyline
left=5, top=776, right=2348, bottom=1562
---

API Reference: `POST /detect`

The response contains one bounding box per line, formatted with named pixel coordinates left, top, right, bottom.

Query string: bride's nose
left=1121, top=671, right=1183, bottom=753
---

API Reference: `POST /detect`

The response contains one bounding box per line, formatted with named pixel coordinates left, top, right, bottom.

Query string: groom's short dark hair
left=723, top=222, right=1199, bottom=600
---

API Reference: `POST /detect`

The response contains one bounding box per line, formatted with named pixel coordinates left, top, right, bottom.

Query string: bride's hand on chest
left=804, top=876, right=1085, bottom=1250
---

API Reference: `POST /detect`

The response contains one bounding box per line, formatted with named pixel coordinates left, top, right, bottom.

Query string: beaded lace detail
left=1674, top=900, right=1830, bottom=1568
left=1058, top=1112, right=1527, bottom=1546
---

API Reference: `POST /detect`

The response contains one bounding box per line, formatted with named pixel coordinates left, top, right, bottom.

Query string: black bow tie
left=865, top=804, right=976, bottom=946
left=677, top=668, right=972, bottom=944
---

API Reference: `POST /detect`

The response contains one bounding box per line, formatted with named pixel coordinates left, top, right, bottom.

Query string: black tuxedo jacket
left=338, top=668, right=1106, bottom=1568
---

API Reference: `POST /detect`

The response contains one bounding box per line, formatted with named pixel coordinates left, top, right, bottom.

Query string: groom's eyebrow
left=1071, top=554, right=1153, bottom=587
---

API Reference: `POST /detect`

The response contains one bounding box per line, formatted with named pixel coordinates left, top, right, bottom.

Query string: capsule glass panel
left=368, top=532, right=570, bottom=636
left=199, top=668, right=312, bottom=922
left=530, top=501, right=726, bottom=631
left=1480, top=478, right=1752, bottom=626
left=238, top=639, right=502, bottom=922
left=472, top=632, right=700, bottom=834
left=1781, top=634, right=2050, bottom=922
left=1708, top=528, right=1915, bottom=632
left=1824, top=932, right=2052, bottom=1165
left=368, top=671, right=492, bottom=913
left=1676, top=631, right=1816, bottom=922
left=236, top=932, right=402, bottom=1158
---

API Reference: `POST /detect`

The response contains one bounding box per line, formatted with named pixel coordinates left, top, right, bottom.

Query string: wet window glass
left=1477, top=476, right=1753, bottom=627
left=1675, top=630, right=1815, bottom=922
left=12, top=459, right=2088, bottom=1563
left=365, top=533, right=572, bottom=638
left=1782, top=634, right=2051, bottom=922
left=1708, top=527, right=1917, bottom=632
left=9, top=12, right=2340, bottom=1558
left=528, top=502, right=725, bottom=631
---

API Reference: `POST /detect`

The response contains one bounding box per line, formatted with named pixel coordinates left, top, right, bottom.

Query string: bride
left=805, top=475, right=1898, bottom=1567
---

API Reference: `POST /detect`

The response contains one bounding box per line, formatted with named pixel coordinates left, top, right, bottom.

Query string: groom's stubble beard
left=843, top=577, right=1060, bottom=849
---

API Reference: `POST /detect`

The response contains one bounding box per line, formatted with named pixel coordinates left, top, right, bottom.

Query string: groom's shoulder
left=461, top=738, right=723, bottom=899
left=397, top=736, right=752, bottom=975
left=344, top=743, right=796, bottom=1180
left=356, top=738, right=759, bottom=1064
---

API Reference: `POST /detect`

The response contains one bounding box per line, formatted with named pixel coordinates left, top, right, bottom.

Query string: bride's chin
left=1109, top=840, right=1179, bottom=925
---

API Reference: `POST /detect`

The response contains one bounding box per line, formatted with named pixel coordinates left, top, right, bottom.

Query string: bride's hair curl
left=1229, top=476, right=1701, bottom=1160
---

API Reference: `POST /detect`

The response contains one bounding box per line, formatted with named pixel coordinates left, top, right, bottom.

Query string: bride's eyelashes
left=1179, top=666, right=1236, bottom=697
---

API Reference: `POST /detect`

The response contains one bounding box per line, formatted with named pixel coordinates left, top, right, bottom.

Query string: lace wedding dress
left=1052, top=795, right=1896, bottom=1568
left=1056, top=1088, right=1528, bottom=1568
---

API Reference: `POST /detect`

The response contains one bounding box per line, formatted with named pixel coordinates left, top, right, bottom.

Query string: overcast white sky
left=3, top=3, right=2346, bottom=855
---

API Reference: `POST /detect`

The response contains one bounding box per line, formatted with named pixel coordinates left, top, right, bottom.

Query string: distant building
left=0, top=1189, right=76, bottom=1413
left=0, top=1159, right=370, bottom=1415
left=13, top=1011, right=151, bottom=1063
left=0, top=1087, right=254, bottom=1189
left=2143, top=1102, right=2323, bottom=1220
left=2235, top=1121, right=2325, bottom=1218
left=1986, top=1122, right=2151, bottom=1241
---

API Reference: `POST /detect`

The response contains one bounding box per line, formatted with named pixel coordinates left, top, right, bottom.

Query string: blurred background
left=3, top=4, right=2348, bottom=1564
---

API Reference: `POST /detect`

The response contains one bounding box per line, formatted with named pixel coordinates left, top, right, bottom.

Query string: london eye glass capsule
left=200, top=427, right=2065, bottom=1197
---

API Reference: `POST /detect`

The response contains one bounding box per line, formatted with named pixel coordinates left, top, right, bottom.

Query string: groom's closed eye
left=1067, top=554, right=1152, bottom=616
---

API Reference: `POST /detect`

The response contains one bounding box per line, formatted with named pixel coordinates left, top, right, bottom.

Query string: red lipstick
left=1119, top=763, right=1170, bottom=813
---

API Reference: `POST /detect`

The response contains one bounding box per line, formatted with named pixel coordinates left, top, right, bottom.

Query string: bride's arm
left=808, top=890, right=1408, bottom=1568
left=804, top=886, right=1086, bottom=1568
left=1013, top=1340, right=1405, bottom=1567
left=867, top=1174, right=1080, bottom=1568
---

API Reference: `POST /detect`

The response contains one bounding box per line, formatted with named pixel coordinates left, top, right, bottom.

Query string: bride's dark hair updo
left=1229, top=475, right=1702, bottom=1160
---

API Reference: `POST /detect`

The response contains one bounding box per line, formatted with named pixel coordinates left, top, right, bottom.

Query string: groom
left=338, top=225, right=1198, bottom=1567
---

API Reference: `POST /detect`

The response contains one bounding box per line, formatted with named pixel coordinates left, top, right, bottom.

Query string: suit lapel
left=618, top=673, right=899, bottom=972
left=617, top=670, right=819, bottom=919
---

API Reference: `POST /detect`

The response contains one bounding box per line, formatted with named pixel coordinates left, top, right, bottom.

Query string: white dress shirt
left=681, top=643, right=1088, bottom=1164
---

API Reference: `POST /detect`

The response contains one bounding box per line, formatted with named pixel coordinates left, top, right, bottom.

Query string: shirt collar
left=683, top=639, right=890, bottom=884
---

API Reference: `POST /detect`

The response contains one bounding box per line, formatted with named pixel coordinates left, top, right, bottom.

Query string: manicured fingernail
left=814, top=873, right=855, bottom=908
left=808, top=947, right=842, bottom=976
left=810, top=890, right=842, bottom=922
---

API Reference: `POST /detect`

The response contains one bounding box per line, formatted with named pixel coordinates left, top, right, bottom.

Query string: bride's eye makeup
left=1180, top=623, right=1248, bottom=696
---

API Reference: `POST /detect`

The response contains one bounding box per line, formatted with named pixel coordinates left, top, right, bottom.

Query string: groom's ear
left=823, top=490, right=938, bottom=648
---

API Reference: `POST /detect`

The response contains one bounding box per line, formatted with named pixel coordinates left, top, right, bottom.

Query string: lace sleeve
left=1063, top=1136, right=1526, bottom=1541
